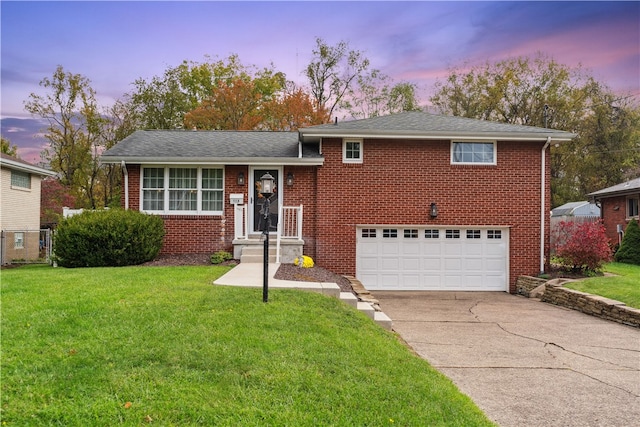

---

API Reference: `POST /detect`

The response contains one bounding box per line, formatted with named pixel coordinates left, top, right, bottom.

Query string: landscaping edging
left=517, top=275, right=640, bottom=328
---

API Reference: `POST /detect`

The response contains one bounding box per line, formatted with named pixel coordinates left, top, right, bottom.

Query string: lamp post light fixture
left=259, top=172, right=275, bottom=303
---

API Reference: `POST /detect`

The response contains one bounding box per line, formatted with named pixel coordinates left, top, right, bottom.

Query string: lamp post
left=259, top=173, right=275, bottom=303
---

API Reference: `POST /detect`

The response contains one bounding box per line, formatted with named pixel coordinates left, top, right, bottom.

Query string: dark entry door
left=253, top=169, right=279, bottom=233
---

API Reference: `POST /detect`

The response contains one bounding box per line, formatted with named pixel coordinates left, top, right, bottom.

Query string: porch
left=232, top=204, right=304, bottom=264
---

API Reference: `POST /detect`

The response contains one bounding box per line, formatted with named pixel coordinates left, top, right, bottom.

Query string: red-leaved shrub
left=553, top=220, right=612, bottom=272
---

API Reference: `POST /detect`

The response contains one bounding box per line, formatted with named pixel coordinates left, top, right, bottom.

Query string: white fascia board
left=0, top=158, right=57, bottom=176
left=101, top=156, right=324, bottom=166
left=303, top=130, right=576, bottom=142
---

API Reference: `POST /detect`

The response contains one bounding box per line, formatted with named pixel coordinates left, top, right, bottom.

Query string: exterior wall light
left=430, top=202, right=438, bottom=219
left=287, top=171, right=294, bottom=186
left=237, top=172, right=245, bottom=186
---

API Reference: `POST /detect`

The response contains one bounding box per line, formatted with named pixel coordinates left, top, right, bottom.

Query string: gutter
left=121, top=161, right=129, bottom=210
left=540, top=137, right=552, bottom=274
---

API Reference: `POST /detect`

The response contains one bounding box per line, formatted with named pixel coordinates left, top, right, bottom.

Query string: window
left=446, top=229, right=460, bottom=239
left=466, top=230, right=481, bottom=239
left=169, top=168, right=197, bottom=211
left=10, top=170, right=31, bottom=189
left=487, top=230, right=502, bottom=239
left=383, top=229, right=398, bottom=238
left=362, top=229, right=376, bottom=238
left=343, top=139, right=363, bottom=163
left=14, top=232, right=24, bottom=249
left=202, top=169, right=223, bottom=212
left=142, top=168, right=165, bottom=211
left=628, top=197, right=639, bottom=218
left=142, top=167, right=224, bottom=214
left=425, top=229, right=440, bottom=239
left=451, top=142, right=496, bottom=165
left=404, top=229, right=418, bottom=238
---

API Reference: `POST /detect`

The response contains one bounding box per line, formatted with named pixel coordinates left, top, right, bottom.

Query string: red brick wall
left=122, top=137, right=551, bottom=292
left=312, top=138, right=550, bottom=292
left=600, top=195, right=638, bottom=247
left=282, top=166, right=318, bottom=259
left=123, top=164, right=232, bottom=255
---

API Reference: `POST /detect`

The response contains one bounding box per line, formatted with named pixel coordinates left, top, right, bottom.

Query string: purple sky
left=1, top=1, right=639, bottom=163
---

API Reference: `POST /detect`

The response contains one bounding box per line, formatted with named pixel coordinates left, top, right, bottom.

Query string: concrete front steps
left=240, top=245, right=277, bottom=263
left=340, top=288, right=393, bottom=331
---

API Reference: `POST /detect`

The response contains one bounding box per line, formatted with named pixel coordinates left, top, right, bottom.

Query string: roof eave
left=101, top=156, right=324, bottom=166
left=589, top=188, right=640, bottom=199
left=0, top=158, right=57, bottom=176
left=300, top=129, right=576, bottom=142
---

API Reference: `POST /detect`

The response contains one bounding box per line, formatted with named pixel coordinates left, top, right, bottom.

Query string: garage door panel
left=402, top=243, right=420, bottom=255
left=402, top=257, right=420, bottom=270
left=356, top=227, right=508, bottom=291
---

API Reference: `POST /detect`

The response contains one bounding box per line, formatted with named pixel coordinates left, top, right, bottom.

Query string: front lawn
left=1, top=265, right=493, bottom=426
left=564, top=263, right=640, bottom=309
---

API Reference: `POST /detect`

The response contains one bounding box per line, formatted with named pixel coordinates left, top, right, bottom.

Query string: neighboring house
left=102, top=111, right=575, bottom=292
left=551, top=201, right=601, bottom=218
left=550, top=201, right=601, bottom=252
left=0, top=153, right=56, bottom=263
left=588, top=178, right=640, bottom=246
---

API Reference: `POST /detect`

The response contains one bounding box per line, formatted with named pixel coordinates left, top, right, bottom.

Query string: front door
left=252, top=169, right=279, bottom=233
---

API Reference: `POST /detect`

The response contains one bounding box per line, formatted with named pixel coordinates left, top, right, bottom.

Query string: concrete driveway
left=374, top=291, right=640, bottom=427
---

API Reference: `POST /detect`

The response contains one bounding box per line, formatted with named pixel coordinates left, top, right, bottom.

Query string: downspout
left=540, top=137, right=552, bottom=274
left=121, top=161, right=129, bottom=210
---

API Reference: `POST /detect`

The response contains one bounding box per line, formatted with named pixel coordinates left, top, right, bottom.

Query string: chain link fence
left=1, top=229, right=52, bottom=265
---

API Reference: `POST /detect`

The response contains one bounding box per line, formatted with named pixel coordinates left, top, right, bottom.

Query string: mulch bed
left=141, top=254, right=353, bottom=293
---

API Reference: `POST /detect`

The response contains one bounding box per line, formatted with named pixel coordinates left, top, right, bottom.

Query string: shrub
left=615, top=219, right=640, bottom=265
left=553, top=220, right=612, bottom=272
left=210, top=250, right=233, bottom=264
left=54, top=209, right=165, bottom=267
left=294, top=255, right=314, bottom=268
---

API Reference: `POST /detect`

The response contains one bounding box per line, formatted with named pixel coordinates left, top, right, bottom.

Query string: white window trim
left=450, top=141, right=497, bottom=165
left=627, top=196, right=639, bottom=219
left=343, top=138, right=363, bottom=164
left=140, top=166, right=224, bottom=216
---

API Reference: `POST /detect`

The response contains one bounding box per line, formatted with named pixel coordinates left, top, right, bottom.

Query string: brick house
left=588, top=178, right=640, bottom=247
left=102, top=112, right=575, bottom=293
left=0, top=153, right=56, bottom=264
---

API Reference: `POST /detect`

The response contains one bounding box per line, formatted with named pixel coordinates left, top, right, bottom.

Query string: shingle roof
left=588, top=178, right=640, bottom=198
left=101, top=130, right=323, bottom=165
left=300, top=111, right=576, bottom=142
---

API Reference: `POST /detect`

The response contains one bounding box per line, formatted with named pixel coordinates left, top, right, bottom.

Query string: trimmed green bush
left=210, top=250, right=233, bottom=264
left=615, top=219, right=640, bottom=265
left=54, top=209, right=165, bottom=267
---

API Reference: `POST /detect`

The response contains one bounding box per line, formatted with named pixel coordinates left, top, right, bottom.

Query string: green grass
left=1, top=264, right=493, bottom=426
left=564, top=263, right=640, bottom=309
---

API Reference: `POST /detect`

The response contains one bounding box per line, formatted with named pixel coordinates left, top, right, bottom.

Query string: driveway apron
left=374, top=291, right=640, bottom=427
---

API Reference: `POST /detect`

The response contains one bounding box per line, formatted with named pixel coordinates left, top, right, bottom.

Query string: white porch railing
left=233, top=204, right=303, bottom=263
left=234, top=204, right=250, bottom=240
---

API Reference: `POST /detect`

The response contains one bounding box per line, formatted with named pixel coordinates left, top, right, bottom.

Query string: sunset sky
left=1, top=1, right=638, bottom=162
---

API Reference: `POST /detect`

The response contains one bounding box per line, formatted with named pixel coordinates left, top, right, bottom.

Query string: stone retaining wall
left=516, top=276, right=548, bottom=297
left=540, top=281, right=640, bottom=328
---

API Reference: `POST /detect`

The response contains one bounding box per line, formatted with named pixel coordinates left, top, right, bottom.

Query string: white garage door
left=356, top=227, right=509, bottom=291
